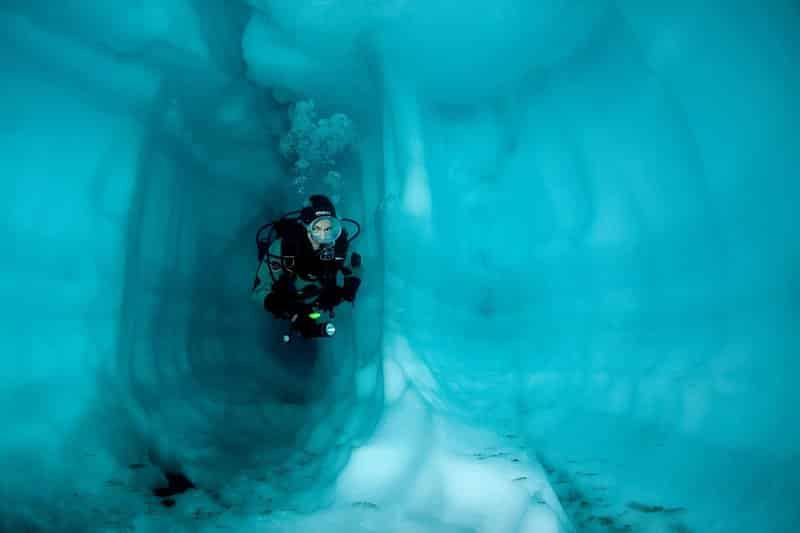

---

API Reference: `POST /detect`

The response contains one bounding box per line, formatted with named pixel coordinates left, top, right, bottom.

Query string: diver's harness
left=255, top=209, right=361, bottom=286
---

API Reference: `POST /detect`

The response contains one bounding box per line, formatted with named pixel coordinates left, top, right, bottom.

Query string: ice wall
left=1, top=1, right=798, bottom=532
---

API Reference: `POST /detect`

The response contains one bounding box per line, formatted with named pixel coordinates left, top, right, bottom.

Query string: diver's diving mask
left=307, top=215, right=342, bottom=260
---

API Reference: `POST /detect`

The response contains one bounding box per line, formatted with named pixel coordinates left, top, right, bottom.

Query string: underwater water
left=0, top=1, right=798, bottom=531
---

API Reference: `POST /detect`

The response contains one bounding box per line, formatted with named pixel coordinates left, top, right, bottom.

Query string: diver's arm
left=250, top=239, right=282, bottom=305
left=339, top=251, right=362, bottom=302
left=250, top=259, right=273, bottom=304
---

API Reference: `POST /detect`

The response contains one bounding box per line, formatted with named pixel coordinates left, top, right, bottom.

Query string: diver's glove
left=340, top=277, right=361, bottom=303
left=317, top=286, right=342, bottom=311
left=264, top=289, right=306, bottom=319
left=264, top=291, right=290, bottom=318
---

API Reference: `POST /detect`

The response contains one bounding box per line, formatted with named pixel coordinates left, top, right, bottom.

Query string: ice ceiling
left=0, top=1, right=798, bottom=532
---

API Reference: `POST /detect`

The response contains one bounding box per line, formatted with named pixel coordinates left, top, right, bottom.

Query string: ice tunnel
left=1, top=1, right=798, bottom=532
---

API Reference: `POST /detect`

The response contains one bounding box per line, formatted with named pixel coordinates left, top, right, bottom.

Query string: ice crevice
left=0, top=1, right=798, bottom=532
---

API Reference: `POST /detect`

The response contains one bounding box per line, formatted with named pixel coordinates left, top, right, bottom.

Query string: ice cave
left=0, top=1, right=798, bottom=532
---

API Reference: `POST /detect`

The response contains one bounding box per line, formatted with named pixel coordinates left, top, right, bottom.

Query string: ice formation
left=0, top=1, right=798, bottom=532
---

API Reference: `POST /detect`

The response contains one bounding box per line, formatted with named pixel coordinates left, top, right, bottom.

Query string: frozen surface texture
left=0, top=1, right=798, bottom=532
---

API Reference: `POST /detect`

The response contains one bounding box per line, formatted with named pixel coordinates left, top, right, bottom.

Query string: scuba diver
left=251, top=194, right=362, bottom=342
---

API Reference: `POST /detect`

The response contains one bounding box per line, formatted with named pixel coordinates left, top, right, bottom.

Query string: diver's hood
left=301, top=195, right=337, bottom=223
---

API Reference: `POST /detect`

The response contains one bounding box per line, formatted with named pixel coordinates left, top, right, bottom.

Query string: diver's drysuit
left=251, top=195, right=361, bottom=339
